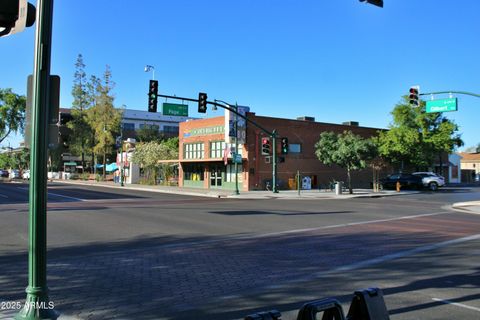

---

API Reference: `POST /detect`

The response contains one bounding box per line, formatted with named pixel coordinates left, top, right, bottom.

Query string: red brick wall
left=178, top=114, right=386, bottom=190
left=245, top=114, right=384, bottom=190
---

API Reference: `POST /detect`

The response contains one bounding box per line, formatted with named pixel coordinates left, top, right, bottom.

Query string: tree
left=136, top=124, right=163, bottom=143
left=67, top=54, right=94, bottom=170
left=86, top=66, right=123, bottom=179
left=0, top=88, right=26, bottom=144
left=377, top=96, right=463, bottom=171
left=131, top=138, right=179, bottom=185
left=315, top=130, right=375, bottom=194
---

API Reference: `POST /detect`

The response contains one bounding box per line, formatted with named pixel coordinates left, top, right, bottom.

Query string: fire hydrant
left=396, top=181, right=401, bottom=192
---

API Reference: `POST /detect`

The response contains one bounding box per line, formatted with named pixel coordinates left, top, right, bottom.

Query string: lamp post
left=16, top=0, right=59, bottom=318
left=144, top=65, right=155, bottom=80
left=120, top=140, right=124, bottom=187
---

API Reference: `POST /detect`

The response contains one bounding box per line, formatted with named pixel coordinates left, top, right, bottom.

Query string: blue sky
left=1, top=0, right=479, bottom=149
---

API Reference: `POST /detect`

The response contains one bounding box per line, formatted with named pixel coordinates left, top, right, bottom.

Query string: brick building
left=178, top=113, right=384, bottom=191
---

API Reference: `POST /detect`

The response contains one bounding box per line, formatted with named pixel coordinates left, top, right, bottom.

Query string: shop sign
left=184, top=125, right=225, bottom=138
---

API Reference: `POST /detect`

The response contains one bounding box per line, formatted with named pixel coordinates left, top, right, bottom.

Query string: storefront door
left=210, top=165, right=223, bottom=187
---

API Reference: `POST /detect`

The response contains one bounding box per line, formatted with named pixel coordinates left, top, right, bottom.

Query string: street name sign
left=162, top=103, right=189, bottom=116
left=425, top=98, right=458, bottom=113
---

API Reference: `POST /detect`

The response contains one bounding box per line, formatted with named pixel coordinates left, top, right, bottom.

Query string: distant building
left=458, top=152, right=480, bottom=183
left=178, top=113, right=384, bottom=191
left=59, top=108, right=192, bottom=141
left=121, top=109, right=192, bottom=140
left=58, top=107, right=193, bottom=170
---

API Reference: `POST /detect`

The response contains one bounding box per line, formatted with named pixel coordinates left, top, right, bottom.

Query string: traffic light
left=148, top=80, right=158, bottom=112
left=359, top=0, right=383, bottom=7
left=281, top=137, right=289, bottom=154
left=0, top=0, right=36, bottom=37
left=409, top=86, right=419, bottom=106
left=198, top=92, right=207, bottom=113
left=261, top=137, right=271, bottom=155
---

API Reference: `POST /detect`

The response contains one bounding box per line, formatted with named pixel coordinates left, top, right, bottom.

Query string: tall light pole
left=144, top=65, right=155, bottom=80
left=16, top=0, right=59, bottom=318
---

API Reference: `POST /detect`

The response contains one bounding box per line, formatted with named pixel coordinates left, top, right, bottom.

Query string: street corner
left=451, top=201, right=480, bottom=215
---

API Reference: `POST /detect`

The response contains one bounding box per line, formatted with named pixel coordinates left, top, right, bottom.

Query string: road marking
left=258, top=211, right=449, bottom=238
left=0, top=194, right=7, bottom=198
left=47, top=192, right=85, bottom=202
left=331, top=233, right=480, bottom=274
left=432, top=298, right=480, bottom=312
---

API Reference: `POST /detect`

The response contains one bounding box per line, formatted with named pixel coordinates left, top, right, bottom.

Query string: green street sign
left=162, top=103, right=189, bottom=116
left=425, top=98, right=458, bottom=113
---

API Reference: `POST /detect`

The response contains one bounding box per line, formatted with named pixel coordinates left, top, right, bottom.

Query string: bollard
left=244, top=310, right=282, bottom=320
left=297, top=298, right=345, bottom=320
left=395, top=181, right=401, bottom=192
left=346, top=288, right=390, bottom=320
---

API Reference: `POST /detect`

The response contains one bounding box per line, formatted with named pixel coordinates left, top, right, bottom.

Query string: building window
left=184, top=143, right=204, bottom=159
left=183, top=163, right=204, bottom=181
left=123, top=123, right=135, bottom=130
left=139, top=124, right=159, bottom=131
left=289, top=143, right=301, bottom=153
left=163, top=125, right=179, bottom=134
left=210, top=141, right=226, bottom=159
left=225, top=164, right=243, bottom=183
left=210, top=141, right=243, bottom=159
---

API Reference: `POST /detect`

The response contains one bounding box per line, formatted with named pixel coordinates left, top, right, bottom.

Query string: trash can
left=335, top=181, right=343, bottom=195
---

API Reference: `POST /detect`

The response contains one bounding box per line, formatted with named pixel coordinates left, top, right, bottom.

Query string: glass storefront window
left=183, top=163, right=204, bottom=181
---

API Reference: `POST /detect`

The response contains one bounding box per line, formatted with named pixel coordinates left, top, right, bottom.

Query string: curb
left=46, top=179, right=420, bottom=200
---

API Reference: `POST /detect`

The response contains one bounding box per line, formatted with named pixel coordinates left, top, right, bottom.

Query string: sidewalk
left=51, top=179, right=480, bottom=215
left=52, top=178, right=416, bottom=200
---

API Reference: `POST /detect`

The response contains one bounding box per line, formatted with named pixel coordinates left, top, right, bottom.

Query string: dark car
left=380, top=173, right=424, bottom=190
left=0, top=169, right=9, bottom=178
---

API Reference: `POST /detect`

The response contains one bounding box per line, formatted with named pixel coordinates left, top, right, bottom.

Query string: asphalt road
left=1, top=181, right=480, bottom=319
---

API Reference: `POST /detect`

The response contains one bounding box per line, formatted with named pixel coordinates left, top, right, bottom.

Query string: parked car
left=380, top=173, right=424, bottom=190
left=0, top=169, right=9, bottom=177
left=412, top=172, right=445, bottom=191
left=22, top=170, right=30, bottom=180
left=9, top=169, right=20, bottom=179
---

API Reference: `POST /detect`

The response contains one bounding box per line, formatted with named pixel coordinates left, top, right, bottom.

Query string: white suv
left=412, top=172, right=445, bottom=191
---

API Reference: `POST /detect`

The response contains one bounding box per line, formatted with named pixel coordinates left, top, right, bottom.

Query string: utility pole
left=234, top=103, right=239, bottom=195
left=16, top=0, right=59, bottom=319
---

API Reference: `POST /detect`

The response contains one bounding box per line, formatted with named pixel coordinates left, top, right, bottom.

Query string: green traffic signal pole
left=214, top=99, right=240, bottom=195
left=419, top=91, right=480, bottom=98
left=16, top=0, right=59, bottom=319
left=157, top=93, right=279, bottom=193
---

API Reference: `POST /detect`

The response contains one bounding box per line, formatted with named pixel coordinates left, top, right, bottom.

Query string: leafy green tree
left=0, top=148, right=29, bottom=171
left=0, top=152, right=12, bottom=169
left=86, top=66, right=123, bottom=179
left=315, top=130, right=375, bottom=194
left=0, top=88, right=26, bottom=144
left=377, top=96, right=463, bottom=171
left=67, top=54, right=94, bottom=170
left=131, top=139, right=178, bottom=185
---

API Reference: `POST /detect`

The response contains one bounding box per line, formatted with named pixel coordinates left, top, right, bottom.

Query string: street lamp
left=144, top=65, right=155, bottom=80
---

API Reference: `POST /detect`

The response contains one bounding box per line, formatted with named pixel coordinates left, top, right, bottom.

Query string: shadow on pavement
left=2, top=217, right=480, bottom=320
